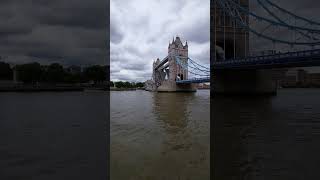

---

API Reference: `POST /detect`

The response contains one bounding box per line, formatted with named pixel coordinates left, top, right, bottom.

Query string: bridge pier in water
left=212, top=0, right=280, bottom=95
left=157, top=80, right=196, bottom=92
left=213, top=69, right=278, bottom=95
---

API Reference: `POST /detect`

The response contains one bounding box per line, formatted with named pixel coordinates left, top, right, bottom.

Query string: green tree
left=16, top=62, right=42, bottom=83
left=124, top=81, right=132, bottom=88
left=0, top=62, right=13, bottom=80
left=84, top=65, right=106, bottom=83
left=46, top=63, right=65, bottom=83
left=63, top=72, right=82, bottom=83
left=109, top=81, right=114, bottom=87
left=136, top=82, right=144, bottom=88
left=114, top=81, right=124, bottom=88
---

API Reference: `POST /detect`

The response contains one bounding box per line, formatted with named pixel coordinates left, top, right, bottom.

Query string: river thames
left=111, top=90, right=210, bottom=180
left=0, top=89, right=319, bottom=179
left=0, top=91, right=108, bottom=180
left=212, top=88, right=320, bottom=179
left=112, top=88, right=320, bottom=180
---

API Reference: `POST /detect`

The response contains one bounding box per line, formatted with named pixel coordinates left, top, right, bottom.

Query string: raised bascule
left=145, top=36, right=210, bottom=92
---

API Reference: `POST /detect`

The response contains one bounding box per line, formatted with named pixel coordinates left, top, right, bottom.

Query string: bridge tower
left=168, top=36, right=188, bottom=81
left=153, top=36, right=196, bottom=92
left=213, top=0, right=249, bottom=60
left=145, top=36, right=198, bottom=92
left=212, top=0, right=279, bottom=95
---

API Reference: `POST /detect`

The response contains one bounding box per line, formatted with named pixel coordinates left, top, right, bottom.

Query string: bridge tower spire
left=146, top=36, right=200, bottom=92
left=168, top=36, right=189, bottom=81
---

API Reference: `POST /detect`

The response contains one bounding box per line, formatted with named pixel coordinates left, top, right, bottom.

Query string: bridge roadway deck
left=213, top=49, right=320, bottom=69
left=154, top=56, right=168, bottom=70
left=176, top=77, right=210, bottom=84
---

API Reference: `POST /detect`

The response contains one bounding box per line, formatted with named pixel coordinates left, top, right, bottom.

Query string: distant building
left=308, top=73, right=320, bottom=86
left=197, top=83, right=210, bottom=89
left=280, top=69, right=320, bottom=87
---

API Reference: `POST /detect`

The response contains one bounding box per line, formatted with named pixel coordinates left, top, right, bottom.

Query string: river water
left=212, top=88, right=320, bottom=180
left=0, top=91, right=108, bottom=180
left=1, top=89, right=320, bottom=179
left=111, top=90, right=210, bottom=180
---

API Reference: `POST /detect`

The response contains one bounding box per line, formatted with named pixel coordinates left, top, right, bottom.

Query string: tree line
left=0, top=61, right=107, bottom=84
left=110, top=81, right=144, bottom=88
left=0, top=61, right=146, bottom=88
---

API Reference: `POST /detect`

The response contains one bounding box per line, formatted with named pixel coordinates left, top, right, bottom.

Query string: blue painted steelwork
left=176, top=77, right=210, bottom=84
left=167, top=1, right=320, bottom=84
left=263, top=0, right=320, bottom=26
left=175, top=56, right=210, bottom=76
left=174, top=56, right=210, bottom=84
left=217, top=0, right=320, bottom=45
left=213, top=49, right=320, bottom=69
left=225, top=0, right=320, bottom=33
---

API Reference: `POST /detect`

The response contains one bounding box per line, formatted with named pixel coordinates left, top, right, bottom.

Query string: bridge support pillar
left=157, top=80, right=197, bottom=92
left=213, top=69, right=278, bottom=95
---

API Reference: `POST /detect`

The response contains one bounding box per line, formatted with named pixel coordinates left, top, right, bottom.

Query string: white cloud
left=110, top=0, right=210, bottom=82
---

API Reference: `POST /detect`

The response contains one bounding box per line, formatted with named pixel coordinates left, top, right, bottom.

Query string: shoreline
left=0, top=86, right=144, bottom=92
left=1, top=86, right=318, bottom=93
left=110, top=87, right=140, bottom=91
left=0, top=86, right=84, bottom=92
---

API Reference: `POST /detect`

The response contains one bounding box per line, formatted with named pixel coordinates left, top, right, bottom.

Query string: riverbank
left=281, top=85, right=320, bottom=88
left=0, top=85, right=84, bottom=92
left=110, top=87, right=139, bottom=91
left=0, top=86, right=147, bottom=92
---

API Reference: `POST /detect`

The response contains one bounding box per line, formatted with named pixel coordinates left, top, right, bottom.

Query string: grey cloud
left=110, top=24, right=124, bottom=44
left=184, top=24, right=210, bottom=44
left=0, top=0, right=108, bottom=66
left=110, top=0, right=210, bottom=81
left=120, top=63, right=148, bottom=71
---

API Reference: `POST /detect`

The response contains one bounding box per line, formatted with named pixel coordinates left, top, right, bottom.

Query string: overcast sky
left=0, top=0, right=108, bottom=67
left=250, top=0, right=320, bottom=50
left=111, top=0, right=320, bottom=82
left=249, top=0, right=320, bottom=73
left=1, top=0, right=319, bottom=78
left=110, top=0, right=210, bottom=82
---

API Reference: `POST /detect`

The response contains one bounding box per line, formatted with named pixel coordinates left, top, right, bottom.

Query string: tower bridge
left=145, top=36, right=210, bottom=92
left=146, top=0, right=320, bottom=94
left=212, top=0, right=320, bottom=95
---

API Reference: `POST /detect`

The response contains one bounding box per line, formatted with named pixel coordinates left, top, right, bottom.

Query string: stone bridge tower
left=148, top=36, right=196, bottom=92
left=211, top=0, right=280, bottom=96
left=168, top=36, right=188, bottom=81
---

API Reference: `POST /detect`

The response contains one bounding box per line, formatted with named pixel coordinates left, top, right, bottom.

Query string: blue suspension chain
left=226, top=0, right=320, bottom=33
left=217, top=0, right=320, bottom=45
left=175, top=57, right=209, bottom=77
left=256, top=0, right=318, bottom=41
left=263, top=0, right=320, bottom=26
